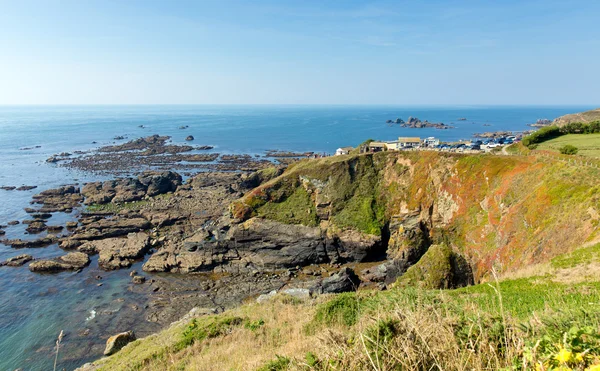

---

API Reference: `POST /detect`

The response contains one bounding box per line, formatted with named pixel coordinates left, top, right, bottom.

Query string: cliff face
left=231, top=151, right=600, bottom=280
left=553, top=108, right=600, bottom=126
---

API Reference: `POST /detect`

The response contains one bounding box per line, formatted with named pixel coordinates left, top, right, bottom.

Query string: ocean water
left=0, top=105, right=593, bottom=370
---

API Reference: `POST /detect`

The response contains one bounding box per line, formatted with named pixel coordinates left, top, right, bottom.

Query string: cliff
left=553, top=107, right=600, bottom=126
left=231, top=151, right=600, bottom=281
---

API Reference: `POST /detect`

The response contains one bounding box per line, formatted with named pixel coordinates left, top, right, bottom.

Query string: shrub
left=522, top=126, right=562, bottom=148
left=244, top=319, right=265, bottom=331
left=560, top=144, right=579, bottom=155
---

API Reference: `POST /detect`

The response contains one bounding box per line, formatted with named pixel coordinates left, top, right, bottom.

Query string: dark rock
left=46, top=225, right=64, bottom=233
left=25, top=221, right=47, bottom=234
left=313, top=267, right=360, bottom=294
left=16, top=185, right=38, bottom=191
left=185, top=135, right=194, bottom=141
left=8, top=221, right=19, bottom=225
left=1, top=186, right=16, bottom=191
left=4, top=236, right=57, bottom=248
left=137, top=171, right=182, bottom=197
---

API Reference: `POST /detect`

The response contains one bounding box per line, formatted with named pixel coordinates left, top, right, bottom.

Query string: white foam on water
left=86, top=309, right=96, bottom=321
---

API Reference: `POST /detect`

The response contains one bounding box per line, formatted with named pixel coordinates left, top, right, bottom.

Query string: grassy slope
left=554, top=108, right=600, bottom=126
left=87, top=243, right=600, bottom=371
left=536, top=133, right=600, bottom=158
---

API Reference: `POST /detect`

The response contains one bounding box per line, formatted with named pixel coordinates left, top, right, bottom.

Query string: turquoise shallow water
left=0, top=105, right=593, bottom=370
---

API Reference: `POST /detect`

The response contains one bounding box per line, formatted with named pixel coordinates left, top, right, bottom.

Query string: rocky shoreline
left=2, top=135, right=396, bottom=366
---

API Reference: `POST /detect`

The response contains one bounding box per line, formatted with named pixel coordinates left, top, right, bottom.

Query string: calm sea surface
left=0, top=105, right=593, bottom=370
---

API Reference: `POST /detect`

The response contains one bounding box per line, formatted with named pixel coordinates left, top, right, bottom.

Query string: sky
left=0, top=0, right=599, bottom=105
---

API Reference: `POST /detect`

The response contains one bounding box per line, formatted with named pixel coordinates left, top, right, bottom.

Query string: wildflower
left=575, top=352, right=585, bottom=363
left=586, top=365, right=600, bottom=371
left=555, top=348, right=573, bottom=364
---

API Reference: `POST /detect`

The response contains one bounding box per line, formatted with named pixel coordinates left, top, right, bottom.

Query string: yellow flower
left=555, top=348, right=573, bottom=364
left=586, top=365, right=600, bottom=371
left=575, top=352, right=585, bottom=363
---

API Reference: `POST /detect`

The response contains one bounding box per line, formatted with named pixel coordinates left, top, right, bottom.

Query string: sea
left=0, top=105, right=593, bottom=370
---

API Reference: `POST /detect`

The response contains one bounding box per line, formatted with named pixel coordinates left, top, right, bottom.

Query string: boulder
left=313, top=267, right=360, bottom=294
left=185, top=135, right=194, bottom=141
left=137, top=171, right=182, bottom=197
left=104, top=331, right=136, bottom=356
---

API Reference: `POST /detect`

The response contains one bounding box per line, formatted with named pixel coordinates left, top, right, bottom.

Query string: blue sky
left=1, top=0, right=599, bottom=105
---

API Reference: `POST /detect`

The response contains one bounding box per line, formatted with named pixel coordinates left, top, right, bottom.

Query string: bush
left=560, top=145, right=579, bottom=155
left=522, top=126, right=561, bottom=148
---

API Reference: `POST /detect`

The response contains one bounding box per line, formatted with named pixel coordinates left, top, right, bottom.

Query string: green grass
left=87, top=242, right=600, bottom=370
left=551, top=243, right=600, bottom=269
left=537, top=133, right=600, bottom=158
left=257, top=186, right=319, bottom=227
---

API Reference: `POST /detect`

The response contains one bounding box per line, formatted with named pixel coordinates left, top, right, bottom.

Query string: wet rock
left=0, top=254, right=33, bottom=267
left=29, top=252, right=90, bottom=272
left=25, top=221, right=47, bottom=234
left=16, top=185, right=38, bottom=191
left=0, top=230, right=4, bottom=236
left=46, top=225, right=64, bottom=233
left=8, top=220, right=19, bottom=225
left=1, top=186, right=16, bottom=191
left=185, top=135, right=194, bottom=141
left=32, top=213, right=52, bottom=220
left=103, top=331, right=136, bottom=356
left=4, top=236, right=57, bottom=248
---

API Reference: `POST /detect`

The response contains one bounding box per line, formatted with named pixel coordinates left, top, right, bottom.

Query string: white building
left=423, top=137, right=440, bottom=147
left=335, top=146, right=354, bottom=156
